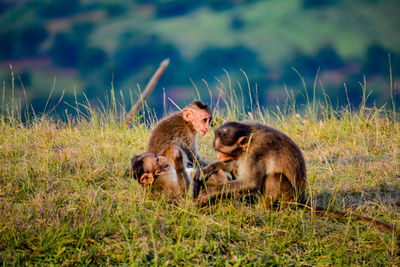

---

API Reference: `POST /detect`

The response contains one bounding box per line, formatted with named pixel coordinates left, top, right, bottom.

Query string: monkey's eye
left=203, top=118, right=208, bottom=123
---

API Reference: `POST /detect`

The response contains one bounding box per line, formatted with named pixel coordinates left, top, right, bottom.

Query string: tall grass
left=0, top=73, right=399, bottom=265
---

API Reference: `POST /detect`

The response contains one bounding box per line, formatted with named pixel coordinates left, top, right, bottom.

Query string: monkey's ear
left=139, top=173, right=154, bottom=184
left=182, top=108, right=193, bottom=122
left=237, top=136, right=249, bottom=148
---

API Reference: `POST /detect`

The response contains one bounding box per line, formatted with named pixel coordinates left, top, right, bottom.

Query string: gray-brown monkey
left=195, top=121, right=398, bottom=238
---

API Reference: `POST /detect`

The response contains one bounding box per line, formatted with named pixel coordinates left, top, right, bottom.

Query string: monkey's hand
left=193, top=164, right=215, bottom=182
left=193, top=168, right=206, bottom=182
left=197, top=189, right=210, bottom=203
left=194, top=161, right=234, bottom=182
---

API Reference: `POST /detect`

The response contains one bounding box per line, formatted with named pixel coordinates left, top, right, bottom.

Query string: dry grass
left=0, top=83, right=399, bottom=265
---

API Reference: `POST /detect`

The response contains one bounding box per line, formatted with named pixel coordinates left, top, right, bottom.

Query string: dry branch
left=125, top=58, right=170, bottom=126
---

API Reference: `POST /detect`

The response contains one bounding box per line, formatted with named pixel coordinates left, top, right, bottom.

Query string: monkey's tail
left=300, top=203, right=399, bottom=243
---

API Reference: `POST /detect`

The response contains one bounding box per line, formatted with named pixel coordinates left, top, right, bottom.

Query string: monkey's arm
left=194, top=155, right=207, bottom=167
left=191, top=160, right=234, bottom=198
left=173, top=147, right=192, bottom=193
left=180, top=147, right=207, bottom=168
left=193, top=161, right=235, bottom=182
left=198, top=175, right=260, bottom=203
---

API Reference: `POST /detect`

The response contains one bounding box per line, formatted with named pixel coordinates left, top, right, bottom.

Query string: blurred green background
left=1, top=0, right=399, bottom=117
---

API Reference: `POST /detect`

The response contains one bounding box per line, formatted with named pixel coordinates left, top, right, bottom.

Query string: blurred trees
left=363, top=43, right=400, bottom=76
left=49, top=33, right=81, bottom=67
left=0, top=0, right=399, bottom=116
left=282, top=44, right=345, bottom=83
left=49, top=23, right=95, bottom=67
left=39, top=0, right=81, bottom=18
left=302, top=0, right=340, bottom=8
left=0, top=22, right=47, bottom=59
left=112, top=34, right=184, bottom=86
left=194, top=46, right=266, bottom=82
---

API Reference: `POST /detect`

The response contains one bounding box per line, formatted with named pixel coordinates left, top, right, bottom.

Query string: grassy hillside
left=0, top=84, right=399, bottom=265
left=90, top=0, right=400, bottom=65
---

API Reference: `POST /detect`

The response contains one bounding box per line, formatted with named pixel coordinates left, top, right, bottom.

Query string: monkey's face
left=213, top=122, right=251, bottom=162
left=183, top=108, right=211, bottom=135
left=194, top=109, right=211, bottom=135
left=144, top=154, right=170, bottom=175
left=136, top=153, right=170, bottom=185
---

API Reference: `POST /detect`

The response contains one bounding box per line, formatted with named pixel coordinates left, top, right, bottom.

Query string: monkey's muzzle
left=217, top=152, right=237, bottom=162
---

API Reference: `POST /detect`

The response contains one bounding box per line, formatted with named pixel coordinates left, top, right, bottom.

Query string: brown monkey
left=195, top=121, right=398, bottom=237
left=130, top=146, right=192, bottom=199
left=146, top=100, right=232, bottom=197
left=147, top=100, right=212, bottom=168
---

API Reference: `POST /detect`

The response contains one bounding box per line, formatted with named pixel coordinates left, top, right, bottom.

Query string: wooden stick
left=125, top=58, right=170, bottom=126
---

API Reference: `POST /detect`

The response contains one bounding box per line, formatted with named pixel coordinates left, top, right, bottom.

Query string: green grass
left=0, top=79, right=400, bottom=265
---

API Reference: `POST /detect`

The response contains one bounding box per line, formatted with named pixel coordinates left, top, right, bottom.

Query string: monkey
left=130, top=146, right=192, bottom=199
left=145, top=100, right=233, bottom=198
left=130, top=146, right=229, bottom=199
left=194, top=120, right=305, bottom=205
left=194, top=121, right=399, bottom=239
left=147, top=100, right=212, bottom=168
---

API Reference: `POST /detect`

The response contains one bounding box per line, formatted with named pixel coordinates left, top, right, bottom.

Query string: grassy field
left=0, top=83, right=400, bottom=265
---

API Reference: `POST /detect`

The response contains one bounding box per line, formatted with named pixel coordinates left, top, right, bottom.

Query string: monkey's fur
left=148, top=101, right=211, bottom=167
left=196, top=121, right=398, bottom=239
left=195, top=121, right=305, bottom=204
left=131, top=147, right=192, bottom=199
left=130, top=146, right=229, bottom=199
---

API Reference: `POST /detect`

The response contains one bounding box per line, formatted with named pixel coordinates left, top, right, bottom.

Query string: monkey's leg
left=206, top=170, right=230, bottom=185
left=198, top=177, right=259, bottom=203
left=163, top=147, right=176, bottom=168
left=261, top=173, right=295, bottom=209
left=167, top=146, right=192, bottom=193
left=193, top=169, right=230, bottom=198
left=193, top=161, right=236, bottom=199
left=229, top=165, right=238, bottom=180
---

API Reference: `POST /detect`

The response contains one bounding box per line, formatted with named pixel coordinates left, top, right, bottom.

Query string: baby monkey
left=131, top=146, right=192, bottom=199
left=130, top=146, right=230, bottom=200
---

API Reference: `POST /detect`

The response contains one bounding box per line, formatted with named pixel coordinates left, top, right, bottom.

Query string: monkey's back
left=148, top=112, right=196, bottom=156
left=247, top=122, right=307, bottom=198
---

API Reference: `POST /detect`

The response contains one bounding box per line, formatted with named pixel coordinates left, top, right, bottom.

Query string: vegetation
left=1, top=74, right=399, bottom=265
left=1, top=0, right=399, bottom=116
